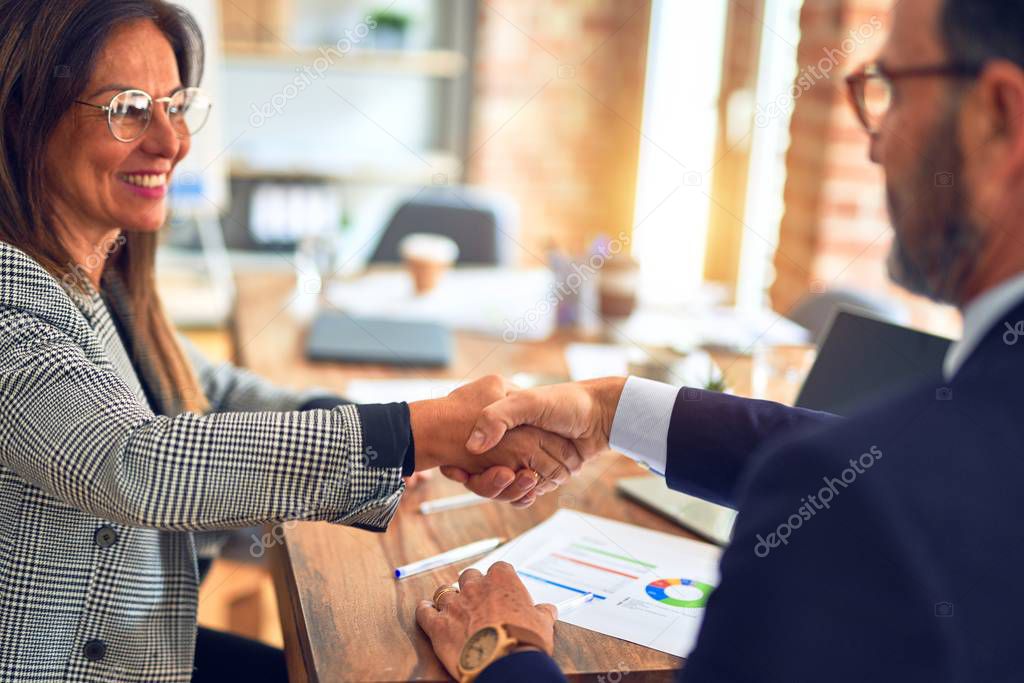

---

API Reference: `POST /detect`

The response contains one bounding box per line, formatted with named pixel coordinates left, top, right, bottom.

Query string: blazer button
left=83, top=639, right=106, bottom=661
left=94, top=526, right=118, bottom=548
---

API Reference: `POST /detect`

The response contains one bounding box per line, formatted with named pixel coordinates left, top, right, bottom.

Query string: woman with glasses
left=0, top=2, right=581, bottom=681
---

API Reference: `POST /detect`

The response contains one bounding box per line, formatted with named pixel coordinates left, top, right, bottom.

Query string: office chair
left=368, top=188, right=519, bottom=266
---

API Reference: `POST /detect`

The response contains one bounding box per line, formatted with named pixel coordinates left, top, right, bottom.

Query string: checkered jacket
left=0, top=241, right=405, bottom=681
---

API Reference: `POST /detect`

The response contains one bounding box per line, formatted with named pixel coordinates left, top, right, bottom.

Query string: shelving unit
left=216, top=0, right=477, bottom=177
left=204, top=0, right=479, bottom=254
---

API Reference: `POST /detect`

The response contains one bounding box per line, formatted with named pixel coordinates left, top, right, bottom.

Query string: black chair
left=369, top=188, right=519, bottom=265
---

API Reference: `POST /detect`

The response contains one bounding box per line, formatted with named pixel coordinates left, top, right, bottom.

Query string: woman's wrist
left=408, top=398, right=452, bottom=472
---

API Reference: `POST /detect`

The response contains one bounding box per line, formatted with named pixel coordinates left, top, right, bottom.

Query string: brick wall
left=771, top=0, right=960, bottom=334
left=466, top=1, right=652, bottom=263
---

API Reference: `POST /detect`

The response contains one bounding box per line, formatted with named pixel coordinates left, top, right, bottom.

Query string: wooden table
left=232, top=272, right=809, bottom=682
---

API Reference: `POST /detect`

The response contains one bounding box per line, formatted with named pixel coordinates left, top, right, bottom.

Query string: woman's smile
left=117, top=170, right=169, bottom=199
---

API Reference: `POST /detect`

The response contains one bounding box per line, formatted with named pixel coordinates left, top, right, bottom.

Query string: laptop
left=305, top=311, right=453, bottom=367
left=618, top=309, right=954, bottom=545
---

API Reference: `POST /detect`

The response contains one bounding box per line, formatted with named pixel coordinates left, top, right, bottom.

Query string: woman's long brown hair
left=0, top=0, right=208, bottom=413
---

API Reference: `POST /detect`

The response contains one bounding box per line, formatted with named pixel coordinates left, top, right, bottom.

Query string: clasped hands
left=407, top=375, right=626, bottom=507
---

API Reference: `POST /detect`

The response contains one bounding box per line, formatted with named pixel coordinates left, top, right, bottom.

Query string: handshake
left=407, top=375, right=626, bottom=507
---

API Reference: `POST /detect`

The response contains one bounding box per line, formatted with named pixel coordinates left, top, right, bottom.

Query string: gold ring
left=432, top=585, right=459, bottom=605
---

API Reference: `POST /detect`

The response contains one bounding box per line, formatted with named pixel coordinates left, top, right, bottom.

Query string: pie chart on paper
left=644, top=578, right=715, bottom=608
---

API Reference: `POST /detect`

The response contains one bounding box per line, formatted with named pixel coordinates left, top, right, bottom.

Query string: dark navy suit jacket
left=479, top=301, right=1024, bottom=683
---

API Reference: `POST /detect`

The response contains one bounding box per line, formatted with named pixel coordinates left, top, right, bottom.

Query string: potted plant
left=369, top=9, right=411, bottom=50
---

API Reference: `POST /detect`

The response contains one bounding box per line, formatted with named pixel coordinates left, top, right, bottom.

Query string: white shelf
left=224, top=46, right=467, bottom=78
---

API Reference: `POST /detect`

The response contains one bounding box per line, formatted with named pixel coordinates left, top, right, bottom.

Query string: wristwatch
left=456, top=623, right=549, bottom=683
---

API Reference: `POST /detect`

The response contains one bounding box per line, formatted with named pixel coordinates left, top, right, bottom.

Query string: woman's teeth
left=120, top=173, right=166, bottom=188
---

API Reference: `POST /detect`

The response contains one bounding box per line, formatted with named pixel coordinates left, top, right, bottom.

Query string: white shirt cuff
left=608, top=376, right=677, bottom=476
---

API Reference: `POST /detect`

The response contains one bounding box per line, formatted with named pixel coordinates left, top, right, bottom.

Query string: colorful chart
left=644, top=578, right=714, bottom=608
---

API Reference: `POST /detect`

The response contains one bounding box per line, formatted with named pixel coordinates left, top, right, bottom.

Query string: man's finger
left=466, top=392, right=543, bottom=454
left=458, top=567, right=484, bottom=588
left=416, top=599, right=440, bottom=634
left=434, top=587, right=460, bottom=610
left=536, top=603, right=558, bottom=623
left=488, top=561, right=517, bottom=577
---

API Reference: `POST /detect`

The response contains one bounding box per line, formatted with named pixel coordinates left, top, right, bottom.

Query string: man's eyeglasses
left=75, top=87, right=212, bottom=143
left=845, top=61, right=982, bottom=135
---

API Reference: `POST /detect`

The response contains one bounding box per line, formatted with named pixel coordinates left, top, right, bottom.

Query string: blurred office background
left=172, top=0, right=955, bottom=647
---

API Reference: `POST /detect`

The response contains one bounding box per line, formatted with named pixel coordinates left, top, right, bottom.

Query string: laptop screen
left=794, top=310, right=953, bottom=416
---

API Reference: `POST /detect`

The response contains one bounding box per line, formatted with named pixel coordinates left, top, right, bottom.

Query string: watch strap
left=501, top=622, right=552, bottom=655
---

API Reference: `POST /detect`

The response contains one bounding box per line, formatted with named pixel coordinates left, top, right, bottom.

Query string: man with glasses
left=415, top=1, right=1024, bottom=681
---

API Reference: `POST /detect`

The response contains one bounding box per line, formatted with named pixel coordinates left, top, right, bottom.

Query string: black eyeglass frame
left=845, top=61, right=983, bottom=134
left=74, top=86, right=212, bottom=143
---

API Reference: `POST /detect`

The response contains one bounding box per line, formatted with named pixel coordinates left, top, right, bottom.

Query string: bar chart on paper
left=468, top=510, right=723, bottom=657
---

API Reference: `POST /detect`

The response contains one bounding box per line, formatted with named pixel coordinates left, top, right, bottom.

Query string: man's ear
left=961, top=60, right=1024, bottom=185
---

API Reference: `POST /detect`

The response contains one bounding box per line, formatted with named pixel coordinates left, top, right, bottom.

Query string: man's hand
left=417, top=563, right=556, bottom=680
left=409, top=376, right=584, bottom=506
left=464, top=377, right=627, bottom=461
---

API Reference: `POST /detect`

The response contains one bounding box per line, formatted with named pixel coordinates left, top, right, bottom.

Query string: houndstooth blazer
left=0, top=240, right=406, bottom=682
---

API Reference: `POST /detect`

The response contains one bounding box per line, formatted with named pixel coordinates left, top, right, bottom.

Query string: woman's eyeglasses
left=845, top=61, right=982, bottom=135
left=75, top=87, right=212, bottom=143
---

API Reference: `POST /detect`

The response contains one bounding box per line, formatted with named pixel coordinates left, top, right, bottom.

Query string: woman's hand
left=409, top=376, right=584, bottom=507
left=416, top=563, right=556, bottom=680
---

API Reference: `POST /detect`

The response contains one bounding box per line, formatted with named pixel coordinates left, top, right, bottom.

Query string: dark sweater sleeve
left=477, top=651, right=567, bottom=683
left=665, top=389, right=840, bottom=507
left=355, top=403, right=416, bottom=477
left=301, top=397, right=416, bottom=477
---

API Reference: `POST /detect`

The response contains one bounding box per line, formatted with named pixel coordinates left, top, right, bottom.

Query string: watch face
left=459, top=626, right=499, bottom=671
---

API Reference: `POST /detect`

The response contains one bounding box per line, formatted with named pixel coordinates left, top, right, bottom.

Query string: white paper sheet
left=467, top=509, right=722, bottom=658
